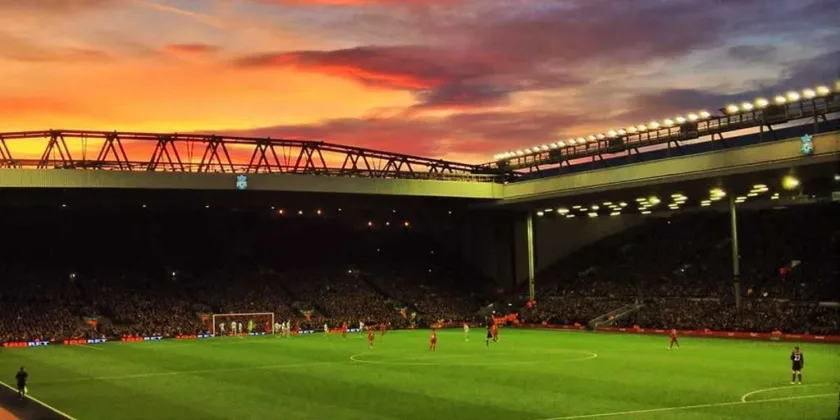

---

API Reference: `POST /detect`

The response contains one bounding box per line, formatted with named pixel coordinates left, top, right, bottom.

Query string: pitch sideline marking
left=0, top=380, right=78, bottom=420
left=72, top=345, right=103, bottom=351
left=349, top=350, right=598, bottom=366
left=36, top=361, right=336, bottom=385
left=537, top=393, right=836, bottom=420
left=740, top=382, right=838, bottom=402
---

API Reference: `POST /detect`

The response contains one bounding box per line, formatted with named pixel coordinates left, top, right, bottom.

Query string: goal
left=211, top=312, right=275, bottom=336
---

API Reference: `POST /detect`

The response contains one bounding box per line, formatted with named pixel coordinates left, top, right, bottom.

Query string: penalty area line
left=537, top=393, right=836, bottom=420
left=0, top=380, right=78, bottom=420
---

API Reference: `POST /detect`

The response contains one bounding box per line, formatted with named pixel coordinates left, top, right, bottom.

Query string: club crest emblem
left=236, top=175, right=248, bottom=190
left=800, top=134, right=813, bottom=156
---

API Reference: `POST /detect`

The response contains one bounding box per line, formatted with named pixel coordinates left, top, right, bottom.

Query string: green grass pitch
left=1, top=329, right=838, bottom=420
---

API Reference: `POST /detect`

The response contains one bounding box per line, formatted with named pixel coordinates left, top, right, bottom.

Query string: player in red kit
left=491, top=323, right=499, bottom=342
left=379, top=322, right=386, bottom=336
left=429, top=329, right=437, bottom=351
left=668, top=329, right=680, bottom=349
left=367, top=327, right=375, bottom=349
left=341, top=321, right=348, bottom=341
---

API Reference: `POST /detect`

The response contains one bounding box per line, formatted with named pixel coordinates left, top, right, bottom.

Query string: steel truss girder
left=0, top=129, right=494, bottom=181
left=0, top=136, right=14, bottom=168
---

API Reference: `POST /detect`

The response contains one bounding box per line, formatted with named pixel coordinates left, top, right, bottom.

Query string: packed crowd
left=0, top=202, right=837, bottom=343
left=530, top=204, right=839, bottom=334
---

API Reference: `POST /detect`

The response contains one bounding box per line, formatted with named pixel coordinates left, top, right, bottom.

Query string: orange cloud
left=161, top=43, right=222, bottom=57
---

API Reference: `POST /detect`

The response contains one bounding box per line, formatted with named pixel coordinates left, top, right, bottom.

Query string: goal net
left=211, top=312, right=275, bottom=336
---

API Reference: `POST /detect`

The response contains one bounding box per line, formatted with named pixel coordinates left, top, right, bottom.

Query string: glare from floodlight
left=786, top=91, right=800, bottom=101
left=815, top=86, right=830, bottom=96
left=531, top=147, right=540, bottom=152
left=740, top=102, right=754, bottom=111
left=596, top=133, right=606, bottom=140
left=747, top=192, right=758, bottom=197
left=663, top=118, right=674, bottom=126
left=618, top=129, right=627, bottom=135
left=726, top=104, right=740, bottom=114
left=627, top=126, right=638, bottom=133
left=557, top=208, right=569, bottom=214
left=566, top=214, right=576, bottom=219
left=641, top=210, right=652, bottom=215
left=607, top=130, right=618, bottom=137
left=675, top=116, right=686, bottom=124
left=687, top=113, right=699, bottom=121
left=610, top=212, right=621, bottom=217
left=587, top=212, right=598, bottom=218
left=536, top=211, right=544, bottom=216
left=549, top=143, right=558, bottom=149
left=752, top=184, right=767, bottom=189
left=619, top=202, right=627, bottom=207
left=540, top=144, right=549, bottom=151
left=774, top=95, right=787, bottom=104
left=557, top=141, right=566, bottom=147
left=648, top=196, right=661, bottom=204
left=802, top=88, right=816, bottom=99
left=577, top=137, right=586, bottom=144
left=755, top=98, right=769, bottom=108
left=637, top=124, right=648, bottom=132
left=782, top=175, right=800, bottom=190
left=649, top=121, right=661, bottom=129
left=591, top=205, right=599, bottom=210
left=635, top=197, right=646, bottom=202
left=698, top=111, right=710, bottom=119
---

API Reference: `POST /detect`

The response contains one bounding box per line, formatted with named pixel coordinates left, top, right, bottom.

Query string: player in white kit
left=219, top=323, right=226, bottom=336
left=463, top=323, right=470, bottom=341
left=323, top=323, right=329, bottom=338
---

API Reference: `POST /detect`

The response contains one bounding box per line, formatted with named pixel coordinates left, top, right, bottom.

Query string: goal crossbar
left=211, top=312, right=275, bottom=336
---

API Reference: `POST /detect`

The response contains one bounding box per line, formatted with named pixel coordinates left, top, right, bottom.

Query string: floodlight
left=786, top=91, right=800, bottom=101
left=540, top=144, right=549, bottom=151
left=698, top=111, right=710, bottom=119
left=557, top=141, right=566, bottom=147
left=591, top=205, right=599, bottom=210
left=752, top=184, right=767, bottom=189
left=587, top=212, right=598, bottom=218
left=618, top=129, right=627, bottom=135
left=515, top=150, right=524, bottom=156
left=648, top=196, right=661, bottom=204
left=637, top=124, right=648, bottom=132
left=619, top=202, right=627, bottom=207
left=566, top=214, right=576, bottom=218
left=572, top=205, right=581, bottom=209
left=736, top=196, right=747, bottom=201
left=635, top=197, right=646, bottom=202
left=536, top=211, right=544, bottom=216
left=701, top=202, right=711, bottom=207
left=740, top=102, right=753, bottom=111
left=687, top=113, right=699, bottom=121
left=802, top=88, right=816, bottom=99
left=755, top=98, right=769, bottom=108
left=607, top=130, right=618, bottom=137
left=548, top=143, right=557, bottom=149
left=675, top=116, right=686, bottom=124
left=557, top=208, right=569, bottom=214
left=544, top=208, right=553, bottom=212
left=641, top=210, right=652, bottom=215
left=531, top=147, right=540, bottom=152
left=577, top=137, right=586, bottom=143
left=815, top=86, right=830, bottom=96
left=603, top=202, right=613, bottom=206
left=774, top=95, right=787, bottom=104
left=782, top=175, right=800, bottom=190
left=747, top=192, right=758, bottom=197
left=596, top=133, right=606, bottom=140
left=587, top=135, right=597, bottom=142
left=627, top=126, right=638, bottom=133
left=568, top=138, right=577, bottom=145
left=649, top=121, right=661, bottom=129
left=726, top=104, right=740, bottom=114
left=610, top=212, right=621, bottom=217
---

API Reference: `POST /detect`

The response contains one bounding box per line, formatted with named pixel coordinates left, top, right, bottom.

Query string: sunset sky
left=1, top=0, right=838, bottom=163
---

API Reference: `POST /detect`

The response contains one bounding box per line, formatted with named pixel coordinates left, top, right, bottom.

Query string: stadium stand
left=0, top=202, right=837, bottom=343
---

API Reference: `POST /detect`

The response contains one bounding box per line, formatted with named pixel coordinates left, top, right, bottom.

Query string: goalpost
left=211, top=312, right=275, bottom=336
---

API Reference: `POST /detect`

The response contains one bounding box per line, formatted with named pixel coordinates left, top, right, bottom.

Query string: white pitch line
left=37, top=361, right=336, bottom=384
left=741, top=382, right=837, bottom=402
left=349, top=351, right=598, bottom=366
left=537, top=393, right=836, bottom=420
left=72, top=345, right=103, bottom=351
left=0, top=380, right=78, bottom=420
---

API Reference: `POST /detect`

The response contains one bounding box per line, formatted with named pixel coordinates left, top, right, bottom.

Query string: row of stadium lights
left=535, top=177, right=799, bottom=218
left=494, top=83, right=838, bottom=160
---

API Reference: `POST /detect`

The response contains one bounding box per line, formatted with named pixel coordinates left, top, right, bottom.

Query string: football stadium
left=1, top=80, right=839, bottom=420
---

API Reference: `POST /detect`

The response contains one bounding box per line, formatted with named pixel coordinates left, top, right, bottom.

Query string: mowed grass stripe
left=0, top=330, right=837, bottom=420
